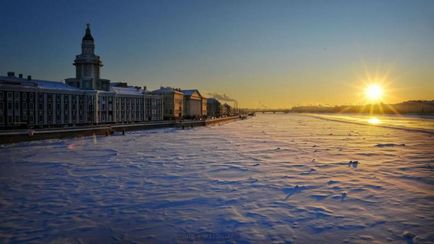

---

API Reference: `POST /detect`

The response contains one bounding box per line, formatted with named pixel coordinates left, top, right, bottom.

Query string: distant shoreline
left=292, top=100, right=434, bottom=115
left=244, top=100, right=434, bottom=115
left=304, top=113, right=434, bottom=135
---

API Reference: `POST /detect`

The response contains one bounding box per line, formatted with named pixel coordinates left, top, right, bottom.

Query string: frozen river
left=1, top=114, right=433, bottom=242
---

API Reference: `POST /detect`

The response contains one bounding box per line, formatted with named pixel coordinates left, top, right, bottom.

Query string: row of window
left=0, top=91, right=94, bottom=126
left=0, top=90, right=164, bottom=127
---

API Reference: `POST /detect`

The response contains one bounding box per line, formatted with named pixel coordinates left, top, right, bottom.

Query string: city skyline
left=1, top=0, right=433, bottom=108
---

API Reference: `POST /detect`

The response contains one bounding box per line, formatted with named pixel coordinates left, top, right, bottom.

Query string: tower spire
left=82, top=23, right=94, bottom=41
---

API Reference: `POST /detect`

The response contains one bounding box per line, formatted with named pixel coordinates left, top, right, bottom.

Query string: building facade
left=144, top=93, right=164, bottom=121
left=207, top=98, right=222, bottom=117
left=222, top=103, right=233, bottom=116
left=0, top=25, right=163, bottom=129
left=152, top=87, right=184, bottom=120
left=182, top=90, right=203, bottom=119
left=201, top=97, right=207, bottom=117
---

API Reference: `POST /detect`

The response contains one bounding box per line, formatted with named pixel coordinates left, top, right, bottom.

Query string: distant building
left=222, top=103, right=232, bottom=116
left=182, top=89, right=206, bottom=119
left=0, top=73, right=90, bottom=127
left=144, top=93, right=164, bottom=121
left=152, top=87, right=184, bottom=120
left=201, top=97, right=207, bottom=117
left=0, top=24, right=163, bottom=128
left=111, top=83, right=163, bottom=122
left=207, top=98, right=221, bottom=117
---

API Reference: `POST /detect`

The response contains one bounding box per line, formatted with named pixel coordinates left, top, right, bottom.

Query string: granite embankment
left=0, top=116, right=242, bottom=144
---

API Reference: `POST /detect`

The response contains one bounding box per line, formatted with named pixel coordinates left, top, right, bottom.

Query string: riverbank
left=0, top=116, right=242, bottom=144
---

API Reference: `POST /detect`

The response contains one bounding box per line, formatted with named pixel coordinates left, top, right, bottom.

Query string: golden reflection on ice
left=368, top=117, right=381, bottom=125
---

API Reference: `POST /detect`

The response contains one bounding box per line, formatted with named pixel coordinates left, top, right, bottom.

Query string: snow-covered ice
left=0, top=114, right=433, bottom=243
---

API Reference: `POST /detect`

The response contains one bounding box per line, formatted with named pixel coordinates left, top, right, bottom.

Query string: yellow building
left=182, top=90, right=202, bottom=119
left=152, top=87, right=184, bottom=120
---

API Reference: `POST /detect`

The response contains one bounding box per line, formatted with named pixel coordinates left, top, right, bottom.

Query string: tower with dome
left=66, top=24, right=110, bottom=91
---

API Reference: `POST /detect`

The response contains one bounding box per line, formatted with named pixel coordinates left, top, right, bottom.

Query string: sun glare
left=368, top=117, right=381, bottom=125
left=365, top=84, right=384, bottom=102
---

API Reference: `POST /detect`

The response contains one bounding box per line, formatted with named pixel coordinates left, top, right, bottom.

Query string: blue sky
left=1, top=0, right=433, bottom=107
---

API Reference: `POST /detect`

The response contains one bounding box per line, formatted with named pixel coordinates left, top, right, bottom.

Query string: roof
left=112, top=86, right=144, bottom=96
left=34, top=80, right=81, bottom=91
left=182, top=89, right=195, bottom=96
left=182, top=89, right=204, bottom=98
left=207, top=98, right=221, bottom=104
left=0, top=76, right=35, bottom=88
left=152, top=87, right=184, bottom=95
left=0, top=76, right=80, bottom=91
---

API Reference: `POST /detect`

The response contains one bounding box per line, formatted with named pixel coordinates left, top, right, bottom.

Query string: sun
left=364, top=84, right=384, bottom=102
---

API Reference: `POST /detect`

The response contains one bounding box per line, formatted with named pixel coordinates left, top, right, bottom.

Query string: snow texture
left=0, top=114, right=433, bottom=243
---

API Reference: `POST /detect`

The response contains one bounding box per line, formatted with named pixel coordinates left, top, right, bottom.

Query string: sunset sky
left=1, top=0, right=433, bottom=108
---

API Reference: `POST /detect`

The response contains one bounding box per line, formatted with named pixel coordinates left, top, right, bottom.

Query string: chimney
left=7, top=72, right=15, bottom=77
left=27, top=75, right=32, bottom=80
left=143, top=86, right=147, bottom=91
left=18, top=74, right=23, bottom=78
